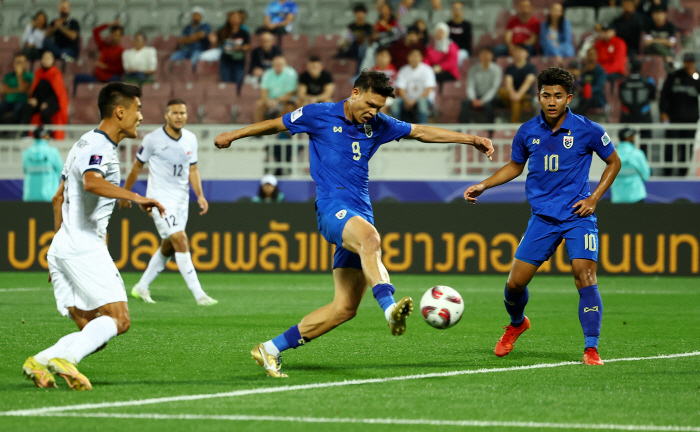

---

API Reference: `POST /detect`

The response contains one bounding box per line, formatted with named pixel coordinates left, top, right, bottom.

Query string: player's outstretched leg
left=132, top=247, right=170, bottom=303
left=496, top=259, right=538, bottom=357
left=573, top=259, right=604, bottom=365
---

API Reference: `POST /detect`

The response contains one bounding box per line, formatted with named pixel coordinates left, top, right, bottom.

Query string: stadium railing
left=0, top=123, right=698, bottom=180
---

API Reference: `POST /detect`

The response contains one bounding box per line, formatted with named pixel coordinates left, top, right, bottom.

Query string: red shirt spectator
left=507, top=15, right=541, bottom=45
left=93, top=23, right=124, bottom=81
left=594, top=26, right=627, bottom=76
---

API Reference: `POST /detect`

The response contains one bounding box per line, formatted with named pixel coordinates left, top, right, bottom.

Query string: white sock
left=34, top=332, right=82, bottom=365
left=62, top=316, right=118, bottom=364
left=263, top=340, right=280, bottom=356
left=175, top=252, right=206, bottom=300
left=384, top=302, right=397, bottom=322
left=137, top=249, right=169, bottom=288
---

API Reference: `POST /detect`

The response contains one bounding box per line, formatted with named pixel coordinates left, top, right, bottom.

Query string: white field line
left=0, top=287, right=46, bottom=293
left=2, top=351, right=698, bottom=418
left=22, top=412, right=700, bottom=431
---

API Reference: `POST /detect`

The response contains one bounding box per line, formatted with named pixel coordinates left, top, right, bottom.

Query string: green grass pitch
left=0, top=272, right=698, bottom=432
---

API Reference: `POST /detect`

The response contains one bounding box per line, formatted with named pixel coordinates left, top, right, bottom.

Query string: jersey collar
left=162, top=126, right=182, bottom=141
left=333, top=99, right=353, bottom=124
left=538, top=107, right=574, bottom=133
left=93, top=129, right=118, bottom=147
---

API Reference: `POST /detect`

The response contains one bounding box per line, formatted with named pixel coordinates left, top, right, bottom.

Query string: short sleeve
left=260, top=70, right=272, bottom=90
left=189, top=136, right=198, bottom=165
left=136, top=134, right=153, bottom=163
left=77, top=144, right=110, bottom=177
left=394, top=69, right=407, bottom=89
left=424, top=67, right=437, bottom=88
left=287, top=2, right=298, bottom=15
left=282, top=104, right=316, bottom=135
left=378, top=113, right=412, bottom=142
left=588, top=122, right=615, bottom=160
left=510, top=127, right=529, bottom=163
left=322, top=71, right=333, bottom=85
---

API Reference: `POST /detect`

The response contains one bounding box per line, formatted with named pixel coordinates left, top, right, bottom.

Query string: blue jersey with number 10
left=511, top=108, right=616, bottom=221
left=282, top=100, right=412, bottom=212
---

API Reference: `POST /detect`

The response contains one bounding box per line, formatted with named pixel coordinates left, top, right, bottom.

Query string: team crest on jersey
left=335, top=209, right=347, bottom=219
left=89, top=155, right=102, bottom=165
left=563, top=136, right=574, bottom=149
left=364, top=124, right=373, bottom=137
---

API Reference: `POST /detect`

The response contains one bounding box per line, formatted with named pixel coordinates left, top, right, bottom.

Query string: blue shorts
left=315, top=198, right=373, bottom=270
left=514, top=214, right=599, bottom=266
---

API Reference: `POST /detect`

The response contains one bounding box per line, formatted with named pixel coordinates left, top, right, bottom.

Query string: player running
left=215, top=70, right=494, bottom=377
left=464, top=67, right=621, bottom=365
left=120, top=99, right=217, bottom=306
left=23, top=83, right=165, bottom=390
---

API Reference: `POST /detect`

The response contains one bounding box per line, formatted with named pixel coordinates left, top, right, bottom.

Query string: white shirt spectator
left=394, top=62, right=437, bottom=103
left=22, top=23, right=45, bottom=49
left=122, top=46, right=158, bottom=73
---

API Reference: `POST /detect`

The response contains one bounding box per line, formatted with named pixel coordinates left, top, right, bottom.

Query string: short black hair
left=650, top=5, right=667, bottom=13
left=375, top=47, right=390, bottom=56
left=353, top=3, right=367, bottom=13
left=98, top=82, right=141, bottom=119
left=537, top=67, right=575, bottom=95
left=167, top=98, right=187, bottom=109
left=308, top=55, right=321, bottom=62
left=408, top=47, right=423, bottom=56
left=353, top=69, right=395, bottom=98
left=110, top=24, right=124, bottom=34
left=13, top=52, right=26, bottom=59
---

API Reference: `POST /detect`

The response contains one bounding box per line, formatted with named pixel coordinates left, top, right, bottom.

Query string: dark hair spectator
left=0, top=53, right=33, bottom=125
left=460, top=47, right=501, bottom=124
left=567, top=49, right=606, bottom=116
left=20, top=51, right=68, bottom=139
left=249, top=31, right=282, bottom=80
left=373, top=2, right=402, bottom=48
left=73, top=21, right=125, bottom=95
left=643, top=5, right=677, bottom=71
left=611, top=0, right=646, bottom=57
left=170, top=7, right=212, bottom=68
left=21, top=10, right=48, bottom=62
left=389, top=26, right=424, bottom=70
left=23, top=126, right=63, bottom=202
left=493, top=0, right=540, bottom=57
left=391, top=49, right=436, bottom=123
left=594, top=24, right=627, bottom=82
left=446, top=1, right=472, bottom=66
left=43, top=0, right=81, bottom=61
left=540, top=3, right=575, bottom=64
left=498, top=44, right=537, bottom=123
left=297, top=56, right=335, bottom=106
left=215, top=11, right=250, bottom=91
left=336, top=3, right=374, bottom=68
left=123, top=32, right=157, bottom=87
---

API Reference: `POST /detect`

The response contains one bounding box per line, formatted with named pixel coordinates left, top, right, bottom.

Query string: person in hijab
left=424, top=22, right=460, bottom=88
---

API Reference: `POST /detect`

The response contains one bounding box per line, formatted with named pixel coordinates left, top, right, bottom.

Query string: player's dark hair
left=98, top=82, right=141, bottom=119
left=537, top=67, right=575, bottom=95
left=353, top=69, right=395, bottom=98
left=308, top=55, right=321, bottom=62
left=353, top=3, right=367, bottom=13
left=167, top=98, right=187, bottom=107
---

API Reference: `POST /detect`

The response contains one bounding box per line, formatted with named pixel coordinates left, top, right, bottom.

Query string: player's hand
left=572, top=196, right=598, bottom=217
left=197, top=195, right=209, bottom=215
left=472, top=136, right=494, bottom=161
left=134, top=195, right=166, bottom=216
left=464, top=183, right=486, bottom=204
left=214, top=132, right=234, bottom=149
left=118, top=198, right=132, bottom=209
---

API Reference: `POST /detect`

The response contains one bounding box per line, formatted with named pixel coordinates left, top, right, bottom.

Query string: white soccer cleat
left=196, top=295, right=218, bottom=306
left=131, top=285, right=156, bottom=304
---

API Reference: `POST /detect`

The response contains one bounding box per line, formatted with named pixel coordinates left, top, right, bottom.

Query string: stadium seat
left=0, top=52, right=15, bottom=77
left=70, top=102, right=101, bottom=125
left=0, top=37, right=20, bottom=53
left=165, top=60, right=194, bottom=84
left=176, top=81, right=206, bottom=107
left=200, top=103, right=234, bottom=124
left=436, top=96, right=461, bottom=123
left=140, top=99, right=170, bottom=123
left=566, top=7, right=597, bottom=29
left=325, top=58, right=357, bottom=74
left=669, top=7, right=698, bottom=35
left=440, top=80, right=465, bottom=97
left=399, top=9, right=430, bottom=28
left=281, top=34, right=310, bottom=50
left=637, top=55, right=666, bottom=87
left=151, top=35, right=178, bottom=52
left=142, top=82, right=174, bottom=100
left=231, top=100, right=254, bottom=124
left=74, top=83, right=103, bottom=101
left=312, top=34, right=341, bottom=49
left=430, top=9, right=452, bottom=27
left=238, top=83, right=261, bottom=101
left=194, top=61, right=220, bottom=83
left=204, top=82, right=239, bottom=104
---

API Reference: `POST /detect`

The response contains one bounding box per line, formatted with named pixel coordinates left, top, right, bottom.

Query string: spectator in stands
left=389, top=26, right=424, bottom=70
left=643, top=5, right=677, bottom=71
left=21, top=10, right=48, bottom=63
left=659, top=52, right=700, bottom=176
left=446, top=1, right=472, bottom=66
left=255, top=55, right=298, bottom=123
left=297, top=56, right=335, bottom=106
left=43, top=0, right=80, bottom=62
left=371, top=48, right=397, bottom=114
left=336, top=4, right=373, bottom=65
left=170, top=7, right=211, bottom=67
left=594, top=23, right=627, bottom=82
left=238, top=9, right=251, bottom=33
left=0, top=54, right=33, bottom=126
left=250, top=31, right=282, bottom=81
left=611, top=128, right=650, bottom=204
left=122, top=32, right=157, bottom=87
left=638, top=0, right=669, bottom=23
left=73, top=22, right=125, bottom=95
left=431, top=0, right=443, bottom=10
left=373, top=2, right=402, bottom=48
left=22, top=126, right=63, bottom=202
left=499, top=44, right=537, bottom=123
left=494, top=0, right=540, bottom=57
left=459, top=47, right=501, bottom=124
left=413, top=19, right=430, bottom=47
left=20, top=51, right=68, bottom=137
left=619, top=59, right=656, bottom=139
left=216, top=11, right=250, bottom=90
left=392, top=48, right=436, bottom=124
left=567, top=50, right=606, bottom=115
left=611, top=0, right=646, bottom=57
left=424, top=22, right=460, bottom=88
left=253, top=174, right=285, bottom=203
left=540, top=2, right=575, bottom=65
left=261, top=0, right=298, bottom=39
left=397, top=0, right=415, bottom=18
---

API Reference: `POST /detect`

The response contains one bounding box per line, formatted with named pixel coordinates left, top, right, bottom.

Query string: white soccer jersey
left=137, top=126, right=198, bottom=207
left=49, top=129, right=121, bottom=257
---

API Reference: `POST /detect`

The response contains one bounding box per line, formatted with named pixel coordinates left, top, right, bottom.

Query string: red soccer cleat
left=582, top=347, right=604, bottom=365
left=494, top=316, right=530, bottom=357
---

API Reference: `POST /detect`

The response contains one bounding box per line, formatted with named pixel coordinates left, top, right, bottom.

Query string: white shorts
left=153, top=204, right=189, bottom=239
left=48, top=248, right=127, bottom=316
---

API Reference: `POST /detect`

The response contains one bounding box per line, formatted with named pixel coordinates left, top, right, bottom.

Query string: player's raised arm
left=83, top=171, right=165, bottom=215
left=214, top=117, right=288, bottom=149
left=407, top=124, right=494, bottom=160
left=463, top=159, right=526, bottom=204
left=118, top=158, right=144, bottom=209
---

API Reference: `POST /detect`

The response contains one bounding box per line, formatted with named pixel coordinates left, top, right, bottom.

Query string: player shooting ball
left=215, top=70, right=493, bottom=378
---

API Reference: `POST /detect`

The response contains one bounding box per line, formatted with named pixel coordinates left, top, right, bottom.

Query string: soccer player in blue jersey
left=215, top=70, right=494, bottom=377
left=464, top=67, right=621, bottom=365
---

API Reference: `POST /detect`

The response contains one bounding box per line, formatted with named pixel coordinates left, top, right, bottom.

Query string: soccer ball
left=419, top=286, right=464, bottom=329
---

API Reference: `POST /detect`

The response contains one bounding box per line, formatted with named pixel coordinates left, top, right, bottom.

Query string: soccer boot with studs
left=389, top=296, right=414, bottom=336
left=22, top=357, right=57, bottom=388
left=583, top=347, right=604, bottom=365
left=251, top=343, right=288, bottom=378
left=495, top=316, right=530, bottom=357
left=48, top=358, right=92, bottom=391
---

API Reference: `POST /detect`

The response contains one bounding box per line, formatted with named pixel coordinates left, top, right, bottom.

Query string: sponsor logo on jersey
left=563, top=136, right=574, bottom=149
left=364, top=124, right=373, bottom=137
left=333, top=126, right=342, bottom=133
left=601, top=132, right=611, bottom=146
left=137, top=146, right=144, bottom=154
left=335, top=209, right=347, bottom=219
left=532, top=139, right=540, bottom=145
left=291, top=107, right=303, bottom=122
left=89, top=155, right=102, bottom=165
left=584, top=306, right=599, bottom=313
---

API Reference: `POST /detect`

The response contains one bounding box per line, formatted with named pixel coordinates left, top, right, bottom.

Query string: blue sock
left=271, top=325, right=307, bottom=353
left=372, top=283, right=396, bottom=312
left=504, top=286, right=529, bottom=326
left=578, top=285, right=603, bottom=349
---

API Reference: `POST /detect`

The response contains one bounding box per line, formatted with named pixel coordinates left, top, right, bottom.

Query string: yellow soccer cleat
left=196, top=295, right=218, bottom=306
left=22, top=357, right=57, bottom=388
left=251, top=343, right=288, bottom=378
left=389, top=296, right=414, bottom=336
left=48, top=358, right=92, bottom=391
left=131, top=285, right=156, bottom=304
